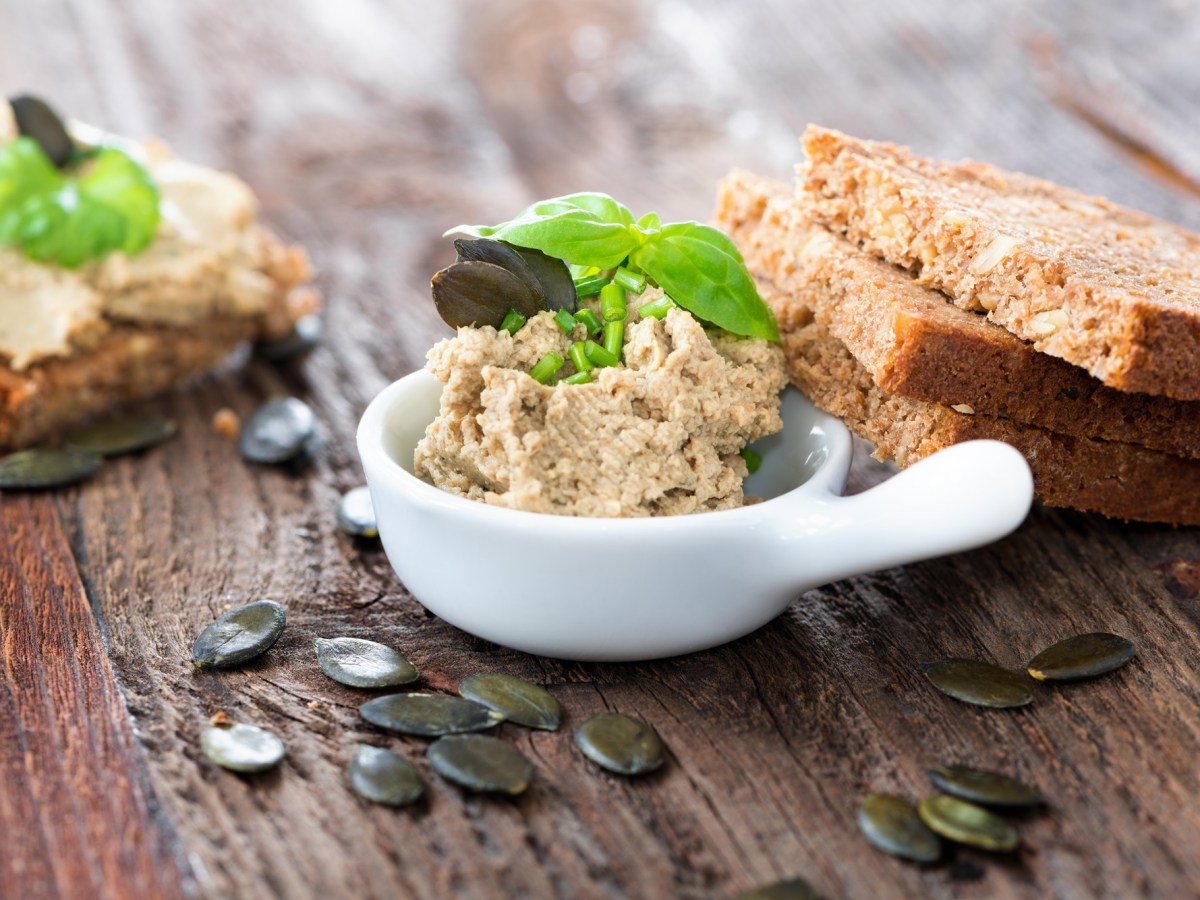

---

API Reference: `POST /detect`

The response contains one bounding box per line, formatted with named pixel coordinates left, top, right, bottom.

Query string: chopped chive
left=564, top=371, right=593, bottom=385
left=574, top=275, right=610, bottom=299
left=600, top=283, right=627, bottom=323
left=603, top=319, right=624, bottom=359
left=554, top=308, right=578, bottom=334
left=638, top=295, right=676, bottom=319
left=530, top=352, right=564, bottom=384
left=499, top=309, right=527, bottom=335
left=583, top=340, right=620, bottom=368
left=568, top=341, right=594, bottom=373
left=740, top=446, right=763, bottom=474
left=574, top=308, right=603, bottom=335
left=613, top=266, right=647, bottom=294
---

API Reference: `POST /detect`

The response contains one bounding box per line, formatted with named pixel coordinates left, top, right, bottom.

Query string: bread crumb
left=951, top=403, right=975, bottom=414
left=213, top=408, right=240, bottom=440
left=210, top=710, right=233, bottom=727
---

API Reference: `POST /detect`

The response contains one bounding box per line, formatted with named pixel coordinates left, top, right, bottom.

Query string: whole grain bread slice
left=800, top=125, right=1200, bottom=401
left=716, top=170, right=1200, bottom=458
left=756, top=277, right=1200, bottom=525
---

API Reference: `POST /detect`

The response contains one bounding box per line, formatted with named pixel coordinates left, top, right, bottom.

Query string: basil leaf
left=636, top=211, right=661, bottom=232
left=79, top=148, right=160, bottom=254
left=548, top=192, right=636, bottom=226
left=448, top=209, right=638, bottom=269
left=630, top=222, right=779, bottom=342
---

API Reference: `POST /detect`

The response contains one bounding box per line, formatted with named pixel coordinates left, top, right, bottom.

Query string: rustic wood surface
left=2, top=1, right=1199, bottom=897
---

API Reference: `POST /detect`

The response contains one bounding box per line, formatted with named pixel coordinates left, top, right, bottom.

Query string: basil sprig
left=446, top=193, right=779, bottom=342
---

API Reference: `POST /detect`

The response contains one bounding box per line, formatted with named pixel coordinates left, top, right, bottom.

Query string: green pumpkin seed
left=64, top=416, right=177, bottom=457
left=360, top=693, right=503, bottom=737
left=918, top=795, right=1019, bottom=852
left=736, top=877, right=825, bottom=900
left=454, top=238, right=576, bottom=313
left=575, top=713, right=664, bottom=775
left=919, top=659, right=1034, bottom=708
left=427, top=734, right=534, bottom=795
left=431, top=260, right=543, bottom=329
left=0, top=448, right=102, bottom=489
left=315, top=637, right=417, bottom=689
left=459, top=673, right=562, bottom=731
left=10, top=94, right=74, bottom=167
left=857, top=793, right=941, bottom=862
left=348, top=744, right=423, bottom=806
left=1027, top=632, right=1136, bottom=682
left=336, top=486, right=378, bottom=538
left=238, top=398, right=319, bottom=464
left=201, top=722, right=284, bottom=773
left=257, top=314, right=322, bottom=363
left=193, top=600, right=286, bottom=669
left=927, top=764, right=1044, bottom=807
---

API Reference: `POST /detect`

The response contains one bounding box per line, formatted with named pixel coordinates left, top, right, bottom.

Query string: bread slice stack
left=716, top=126, right=1200, bottom=525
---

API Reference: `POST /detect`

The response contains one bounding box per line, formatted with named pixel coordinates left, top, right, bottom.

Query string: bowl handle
left=778, top=440, right=1033, bottom=588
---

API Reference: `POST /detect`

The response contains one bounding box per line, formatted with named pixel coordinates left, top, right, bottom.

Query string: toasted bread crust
left=757, top=278, right=1200, bottom=525
left=716, top=171, right=1200, bottom=459
left=800, top=126, right=1200, bottom=400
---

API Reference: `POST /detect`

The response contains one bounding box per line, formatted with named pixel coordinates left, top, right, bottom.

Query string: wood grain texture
left=2, top=0, right=1200, bottom=897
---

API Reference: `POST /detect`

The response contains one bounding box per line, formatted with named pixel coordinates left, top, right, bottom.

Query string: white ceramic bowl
left=357, top=371, right=1033, bottom=661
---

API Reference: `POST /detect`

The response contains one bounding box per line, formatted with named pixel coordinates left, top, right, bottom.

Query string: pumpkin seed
left=64, top=416, right=177, bottom=457
left=336, top=486, right=378, bottom=538
left=736, top=877, right=825, bottom=900
left=917, top=795, right=1019, bottom=852
left=454, top=238, right=576, bottom=313
left=431, top=260, right=543, bottom=329
left=360, top=693, right=503, bottom=737
left=459, top=673, right=562, bottom=731
left=858, top=793, right=942, bottom=862
left=427, top=734, right=534, bottom=795
left=315, top=637, right=418, bottom=689
left=927, top=764, right=1044, bottom=807
left=574, top=713, right=664, bottom=775
left=0, top=448, right=102, bottom=489
left=238, top=398, right=319, bottom=464
left=1027, top=632, right=1136, bottom=682
left=257, top=314, right=322, bottom=362
left=201, top=722, right=284, bottom=773
left=348, top=744, right=423, bottom=806
left=919, top=659, right=1034, bottom=708
left=193, top=600, right=286, bottom=669
left=10, top=94, right=74, bottom=167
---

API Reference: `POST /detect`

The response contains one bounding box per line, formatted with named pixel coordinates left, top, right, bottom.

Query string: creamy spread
left=415, top=302, right=788, bottom=517
left=0, top=136, right=280, bottom=370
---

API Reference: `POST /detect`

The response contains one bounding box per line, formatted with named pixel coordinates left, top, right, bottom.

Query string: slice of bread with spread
left=0, top=103, right=317, bottom=448
left=800, top=125, right=1200, bottom=401
left=716, top=170, right=1200, bottom=459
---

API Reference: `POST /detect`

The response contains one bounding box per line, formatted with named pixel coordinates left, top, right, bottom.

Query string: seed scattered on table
left=360, top=693, right=503, bottom=737
left=917, top=795, right=1019, bottom=852
left=336, top=486, right=378, bottom=538
left=919, top=658, right=1035, bottom=708
left=459, top=673, right=562, bottom=731
left=238, top=397, right=320, bottom=464
left=1027, top=632, right=1136, bottom=682
left=348, top=744, right=424, bottom=806
left=575, top=712, right=664, bottom=775
left=736, top=876, right=825, bottom=899
left=201, top=721, right=285, bottom=774
left=858, top=793, right=942, bottom=863
left=427, top=734, right=534, bottom=795
left=193, top=599, right=286, bottom=669
left=0, top=448, right=102, bottom=490
left=315, top=636, right=418, bottom=689
left=927, top=764, right=1044, bottom=807
left=64, top=416, right=177, bottom=457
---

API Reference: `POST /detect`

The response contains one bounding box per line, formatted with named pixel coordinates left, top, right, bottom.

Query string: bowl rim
left=356, top=369, right=854, bottom=531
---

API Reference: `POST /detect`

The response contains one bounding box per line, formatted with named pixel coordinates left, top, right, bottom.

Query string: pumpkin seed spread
left=415, top=301, right=787, bottom=517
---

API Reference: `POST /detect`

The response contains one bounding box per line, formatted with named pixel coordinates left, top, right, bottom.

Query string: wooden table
left=2, top=1, right=1199, bottom=897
